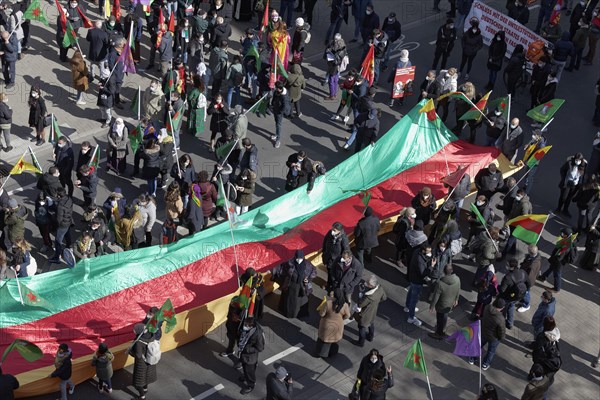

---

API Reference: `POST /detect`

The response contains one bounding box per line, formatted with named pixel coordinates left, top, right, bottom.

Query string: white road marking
left=429, top=40, right=437, bottom=45
left=190, top=384, right=224, bottom=400
left=263, top=343, right=304, bottom=365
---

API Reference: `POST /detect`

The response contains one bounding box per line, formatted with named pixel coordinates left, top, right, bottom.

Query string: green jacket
left=356, top=285, right=387, bottom=326
left=430, top=274, right=461, bottom=313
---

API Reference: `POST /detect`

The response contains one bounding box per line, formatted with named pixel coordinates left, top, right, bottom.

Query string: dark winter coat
left=354, top=207, right=381, bottom=249
left=475, top=168, right=503, bottom=193
left=435, top=24, right=457, bottom=53
left=107, top=47, right=124, bottom=85
left=499, top=268, right=530, bottom=300
left=330, top=256, right=364, bottom=297
left=78, top=173, right=99, bottom=201
left=450, top=173, right=471, bottom=200
left=239, top=324, right=265, bottom=365
left=0, top=101, right=12, bottom=125
left=285, top=153, right=313, bottom=191
left=238, top=144, right=258, bottom=172
left=382, top=18, right=401, bottom=42
left=419, top=78, right=442, bottom=101
left=207, top=102, right=230, bottom=133
left=86, top=27, right=109, bottom=62
left=574, top=186, right=599, bottom=210
left=142, top=145, right=161, bottom=179
left=322, top=231, right=350, bottom=267
left=356, top=285, right=387, bottom=327
left=28, top=97, right=46, bottom=132
left=199, top=181, right=217, bottom=217
left=266, top=372, right=293, bottom=400
left=50, top=350, right=73, bottom=380
left=0, top=372, right=19, bottom=400
left=158, top=31, right=174, bottom=61
left=507, top=194, right=532, bottom=220
left=235, top=172, right=256, bottom=207
left=461, top=28, right=483, bottom=56
left=521, top=253, right=542, bottom=287
left=559, top=156, right=587, bottom=188
left=409, top=252, right=433, bottom=285
left=481, top=303, right=506, bottom=342
left=271, top=88, right=292, bottom=116
left=508, top=3, right=530, bottom=24
left=487, top=32, right=507, bottom=71
left=54, top=143, right=75, bottom=175
left=411, top=193, right=436, bottom=224
left=130, top=333, right=158, bottom=388
left=357, top=355, right=385, bottom=393
left=5, top=205, right=28, bottom=242
left=91, top=351, right=114, bottom=381
left=553, top=32, right=575, bottom=62
left=56, top=196, right=74, bottom=228
left=37, top=173, right=62, bottom=198
left=430, top=274, right=460, bottom=313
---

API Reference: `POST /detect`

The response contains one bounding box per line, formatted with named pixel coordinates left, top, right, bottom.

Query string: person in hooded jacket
left=521, top=363, right=552, bottom=400
left=555, top=153, right=587, bottom=216
left=48, top=343, right=75, bottom=400
left=54, top=137, right=75, bottom=197
left=531, top=291, right=556, bottom=338
left=316, top=288, right=350, bottom=358
left=471, top=265, right=499, bottom=320
left=237, top=317, right=265, bottom=395
left=4, top=199, right=28, bottom=246
left=387, top=50, right=411, bottom=107
left=49, top=188, right=73, bottom=264
left=504, top=44, right=526, bottom=96
left=432, top=18, right=457, bottom=70
left=353, top=206, right=381, bottom=265
left=285, top=150, right=313, bottom=192
left=89, top=217, right=109, bottom=257
left=446, top=167, right=470, bottom=219
left=405, top=219, right=428, bottom=272
left=129, top=323, right=158, bottom=400
left=355, top=349, right=386, bottom=400
left=532, top=316, right=562, bottom=380
left=486, top=31, right=507, bottom=90
left=37, top=167, right=63, bottom=199
left=273, top=249, right=317, bottom=318
left=291, top=17, right=310, bottom=56
left=92, top=342, right=114, bottom=394
left=468, top=298, right=507, bottom=369
left=459, top=18, right=483, bottom=80
left=508, top=0, right=530, bottom=25
left=286, top=63, right=306, bottom=118
left=428, top=264, right=460, bottom=339
left=392, top=206, right=416, bottom=266
left=411, top=187, right=436, bottom=227
left=28, top=86, right=47, bottom=145
left=354, top=274, right=387, bottom=346
left=363, top=366, right=394, bottom=400
left=436, top=68, right=458, bottom=121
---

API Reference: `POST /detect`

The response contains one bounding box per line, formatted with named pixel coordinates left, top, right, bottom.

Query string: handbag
left=348, top=379, right=361, bottom=400
left=43, top=114, right=52, bottom=127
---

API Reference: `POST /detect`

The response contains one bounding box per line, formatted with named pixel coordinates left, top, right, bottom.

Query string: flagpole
left=540, top=117, right=554, bottom=132
left=508, top=167, right=534, bottom=195
left=51, top=113, right=55, bottom=142
left=478, top=319, right=482, bottom=392
left=137, top=85, right=141, bottom=120
left=460, top=92, right=493, bottom=124
left=105, top=57, right=120, bottom=85
left=244, top=92, right=269, bottom=115
left=425, top=374, right=434, bottom=400
left=87, top=145, right=99, bottom=167
left=218, top=137, right=241, bottom=168
left=505, top=93, right=512, bottom=140
left=534, top=214, right=551, bottom=245
left=173, top=142, right=182, bottom=177
left=228, top=223, right=241, bottom=287
left=11, top=268, right=24, bottom=305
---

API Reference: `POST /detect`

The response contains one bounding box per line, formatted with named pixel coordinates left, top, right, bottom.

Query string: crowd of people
left=0, top=0, right=599, bottom=399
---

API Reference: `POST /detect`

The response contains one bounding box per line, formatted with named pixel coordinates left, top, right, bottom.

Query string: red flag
left=112, top=0, right=121, bottom=22
left=76, top=6, right=93, bottom=28
left=55, top=0, right=66, bottom=34
left=156, top=8, right=165, bottom=48
left=167, top=10, right=175, bottom=33
left=441, top=165, right=468, bottom=188
left=360, top=44, right=375, bottom=86
left=261, top=0, right=270, bottom=32
left=550, top=0, right=562, bottom=25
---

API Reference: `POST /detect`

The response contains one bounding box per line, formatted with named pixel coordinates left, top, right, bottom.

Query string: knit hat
left=98, top=342, right=108, bottom=353
left=275, top=366, right=288, bottom=379
left=295, top=249, right=305, bottom=259
left=58, top=343, right=69, bottom=351
left=295, top=17, right=304, bottom=27
left=493, top=298, right=506, bottom=309
left=8, top=199, right=17, bottom=208
left=399, top=49, right=409, bottom=62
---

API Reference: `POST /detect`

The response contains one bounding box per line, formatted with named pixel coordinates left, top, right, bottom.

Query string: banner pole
left=11, top=268, right=24, bottom=305
left=137, top=86, right=141, bottom=120
left=478, top=319, right=482, bottom=393
left=534, top=214, right=551, bottom=246
left=425, top=373, right=434, bottom=400
left=506, top=93, right=512, bottom=140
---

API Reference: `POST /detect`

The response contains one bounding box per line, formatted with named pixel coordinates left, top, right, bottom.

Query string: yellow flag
left=316, top=295, right=327, bottom=312
left=10, top=155, right=41, bottom=175
left=104, top=0, right=111, bottom=19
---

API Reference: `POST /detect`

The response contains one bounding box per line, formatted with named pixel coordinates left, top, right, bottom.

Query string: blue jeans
left=522, top=290, right=531, bottom=308
left=345, top=108, right=360, bottom=146
left=99, top=377, right=112, bottom=390
left=167, top=1, right=177, bottom=16
left=406, top=283, right=423, bottom=319
left=227, top=86, right=241, bottom=108
left=279, top=0, right=295, bottom=26
left=59, top=379, right=74, bottom=400
left=274, top=113, right=283, bottom=141
left=53, top=226, right=72, bottom=261
left=488, top=69, right=498, bottom=86
left=503, top=235, right=517, bottom=257
left=482, top=337, right=500, bottom=366
left=247, top=71, right=258, bottom=98
left=374, top=58, right=382, bottom=84
left=147, top=178, right=157, bottom=196
left=353, top=16, right=363, bottom=40
left=503, top=300, right=516, bottom=328
left=326, top=17, right=343, bottom=43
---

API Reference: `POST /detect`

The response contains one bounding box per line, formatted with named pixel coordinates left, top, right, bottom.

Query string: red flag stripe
left=509, top=218, right=544, bottom=234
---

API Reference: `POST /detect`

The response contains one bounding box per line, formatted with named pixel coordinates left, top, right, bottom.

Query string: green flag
left=487, top=96, right=509, bottom=117
left=404, top=339, right=428, bottom=375
left=147, top=298, right=177, bottom=334
left=130, top=86, right=140, bottom=117
left=469, top=202, right=488, bottom=228
left=1, top=339, right=43, bottom=363
left=51, top=115, right=63, bottom=142
left=62, top=21, right=78, bottom=48
left=28, top=147, right=43, bottom=174
left=167, top=109, right=183, bottom=135
left=88, top=146, right=100, bottom=169
left=361, top=190, right=371, bottom=206
left=23, top=0, right=49, bottom=26
left=526, top=99, right=565, bottom=124
left=247, top=93, right=269, bottom=116
left=246, top=45, right=262, bottom=72
left=129, top=123, right=143, bottom=153
left=215, top=140, right=235, bottom=160
left=216, top=173, right=227, bottom=207
left=276, top=53, right=288, bottom=79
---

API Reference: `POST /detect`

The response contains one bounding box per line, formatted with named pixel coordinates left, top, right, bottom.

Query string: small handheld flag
left=404, top=339, right=428, bottom=375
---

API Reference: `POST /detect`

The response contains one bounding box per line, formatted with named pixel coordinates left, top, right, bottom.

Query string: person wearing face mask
left=48, top=343, right=75, bottom=400
left=28, top=86, right=47, bottom=146
left=316, top=288, right=350, bottom=358
left=467, top=195, right=493, bottom=242
left=404, top=219, right=428, bottom=274
left=269, top=81, right=292, bottom=149
left=459, top=18, right=483, bottom=81
left=76, top=164, right=99, bottom=209
left=432, top=19, right=457, bottom=70
left=541, top=16, right=563, bottom=43
left=428, top=201, right=456, bottom=243
left=475, top=163, right=503, bottom=200
left=359, top=4, right=380, bottom=44
left=66, top=0, right=89, bottom=32
left=411, top=187, right=436, bottom=227
left=234, top=168, right=256, bottom=215
left=0, top=93, right=12, bottom=152
left=443, top=165, right=471, bottom=219
left=503, top=190, right=532, bottom=258
left=484, top=107, right=507, bottom=147
left=285, top=150, right=313, bottom=192
left=129, top=323, right=158, bottom=400
left=552, top=32, right=575, bottom=79
left=353, top=206, right=381, bottom=265
left=34, top=192, right=54, bottom=253
left=353, top=349, right=385, bottom=399
left=143, top=80, right=165, bottom=122
left=503, top=44, right=525, bottom=96
left=574, top=176, right=600, bottom=234
left=273, top=249, right=317, bottom=319
left=406, top=244, right=436, bottom=327
left=556, top=153, right=587, bottom=216
left=107, top=37, right=126, bottom=108
left=134, top=193, right=157, bottom=247
left=418, top=70, right=442, bottom=102
left=497, top=176, right=518, bottom=217
left=207, top=93, right=230, bottom=152
left=387, top=50, right=411, bottom=107
left=567, top=16, right=590, bottom=70
left=428, top=264, right=460, bottom=340
left=124, top=12, right=143, bottom=63
left=107, top=118, right=130, bottom=175
left=88, top=216, right=109, bottom=257
left=349, top=0, right=370, bottom=42
left=518, top=244, right=542, bottom=313
left=381, top=12, right=401, bottom=70
left=102, top=15, right=124, bottom=47
left=485, top=31, right=507, bottom=90
left=69, top=49, right=89, bottom=105
left=530, top=291, right=556, bottom=340
left=436, top=68, right=457, bottom=122
left=329, top=250, right=363, bottom=302
left=237, top=317, right=265, bottom=395
left=498, top=118, right=523, bottom=163
left=174, top=18, right=191, bottom=64
left=529, top=55, right=552, bottom=108
left=37, top=166, right=62, bottom=200
left=538, top=228, right=578, bottom=292
left=353, top=274, right=387, bottom=347
left=53, top=137, right=75, bottom=197
left=322, top=221, right=350, bottom=284
left=507, top=1, right=530, bottom=25
left=163, top=90, right=184, bottom=148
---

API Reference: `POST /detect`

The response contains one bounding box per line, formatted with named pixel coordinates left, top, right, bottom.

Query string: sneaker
left=468, top=357, right=475, bottom=365
left=482, top=364, right=490, bottom=371
left=275, top=140, right=281, bottom=149
left=537, top=275, right=546, bottom=282
left=241, top=386, right=254, bottom=395
left=330, top=114, right=341, bottom=120
left=388, top=100, right=395, bottom=107
left=343, top=116, right=350, bottom=124
left=76, top=100, right=87, bottom=105
left=517, top=305, right=530, bottom=313
left=407, top=317, right=422, bottom=326
left=98, top=383, right=103, bottom=393
left=220, top=351, right=233, bottom=357
left=404, top=307, right=419, bottom=313
left=270, top=135, right=277, bottom=141
left=2, top=145, right=12, bottom=152
left=342, top=143, right=350, bottom=150
left=297, top=113, right=303, bottom=118
left=105, top=388, right=113, bottom=394
left=68, top=385, right=75, bottom=395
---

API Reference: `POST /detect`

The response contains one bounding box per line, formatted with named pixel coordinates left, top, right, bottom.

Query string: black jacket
left=419, top=79, right=442, bottom=101
left=475, top=168, right=503, bottom=193
left=322, top=230, right=350, bottom=266
left=239, top=324, right=265, bottom=365
left=481, top=304, right=506, bottom=342
left=409, top=251, right=433, bottom=285
left=0, top=372, right=19, bottom=400
left=382, top=18, right=401, bottom=42
left=238, top=144, right=258, bottom=172
left=285, top=153, right=313, bottom=191
left=54, top=143, right=75, bottom=174
left=86, top=27, right=109, bottom=62
left=107, top=47, right=124, bottom=85
left=487, top=32, right=507, bottom=71
left=37, top=173, right=62, bottom=198
left=461, top=28, right=483, bottom=56
left=354, top=207, right=381, bottom=249
left=435, top=24, right=456, bottom=52
left=78, top=173, right=99, bottom=199
left=330, top=256, right=363, bottom=296
left=271, top=89, right=291, bottom=116
left=50, top=350, right=73, bottom=380
left=0, top=101, right=12, bottom=124
left=266, top=373, right=293, bottom=400
left=56, top=196, right=74, bottom=228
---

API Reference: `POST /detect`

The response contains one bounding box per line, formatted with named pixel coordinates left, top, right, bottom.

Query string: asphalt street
left=4, top=0, right=599, bottom=399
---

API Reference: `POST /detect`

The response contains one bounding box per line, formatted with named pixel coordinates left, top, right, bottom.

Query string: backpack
left=534, top=339, right=562, bottom=373
left=141, top=339, right=161, bottom=365
left=449, top=238, right=463, bottom=257
left=526, top=40, right=545, bottom=63
left=232, top=69, right=244, bottom=86
left=503, top=271, right=529, bottom=301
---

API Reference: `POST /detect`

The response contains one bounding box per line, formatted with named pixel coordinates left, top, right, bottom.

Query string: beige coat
left=165, top=196, right=184, bottom=219
left=318, top=300, right=350, bottom=343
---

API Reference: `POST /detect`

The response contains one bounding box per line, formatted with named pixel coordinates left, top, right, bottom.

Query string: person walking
left=0, top=30, right=18, bottom=89
left=315, top=288, right=350, bottom=358
left=237, top=317, right=265, bottom=395
left=129, top=323, right=158, bottom=400
left=354, top=274, right=387, bottom=347
left=428, top=264, right=461, bottom=339
left=518, top=245, right=543, bottom=313
left=531, top=291, right=556, bottom=342
left=555, top=153, right=587, bottom=216
left=499, top=259, right=530, bottom=329
left=538, top=228, right=577, bottom=292
left=468, top=298, right=507, bottom=370
left=91, top=343, right=114, bottom=394
left=432, top=19, right=457, bottom=70
left=459, top=18, right=483, bottom=80
left=355, top=349, right=385, bottom=400
left=70, top=50, right=89, bottom=105
left=531, top=316, right=562, bottom=380
left=265, top=366, right=294, bottom=399
left=0, top=93, right=13, bottom=152
left=353, top=206, right=381, bottom=265
left=406, top=244, right=436, bottom=327
left=270, top=81, right=292, bottom=149
left=521, top=363, right=552, bottom=400
left=48, top=343, right=75, bottom=400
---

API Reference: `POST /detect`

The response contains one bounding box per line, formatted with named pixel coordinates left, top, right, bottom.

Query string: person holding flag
left=66, top=0, right=91, bottom=33
left=107, top=37, right=126, bottom=108
left=522, top=129, right=548, bottom=194
left=324, top=33, right=347, bottom=101
left=354, top=349, right=385, bottom=399
left=538, top=227, right=578, bottom=292
left=468, top=297, right=507, bottom=370
left=556, top=152, right=587, bottom=217
left=129, top=323, right=158, bottom=400
left=236, top=317, right=265, bottom=395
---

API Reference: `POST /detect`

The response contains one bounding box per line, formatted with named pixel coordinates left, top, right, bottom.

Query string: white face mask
left=70, top=2, right=77, bottom=7
left=32, top=93, right=39, bottom=98
left=439, top=245, right=446, bottom=251
left=515, top=196, right=523, bottom=201
left=58, top=143, right=66, bottom=148
left=370, top=357, right=378, bottom=363
left=425, top=252, right=432, bottom=258
left=366, top=10, right=372, bottom=15
left=472, top=28, right=477, bottom=33
left=538, top=62, right=545, bottom=68
left=448, top=24, right=454, bottom=29
left=575, top=160, right=582, bottom=165
left=272, top=16, right=279, bottom=22
left=423, top=195, right=430, bottom=199
left=510, top=124, right=517, bottom=129
left=495, top=111, right=502, bottom=116
left=295, top=258, right=303, bottom=264
left=476, top=201, right=484, bottom=206
left=410, top=214, right=417, bottom=219
left=242, top=325, right=251, bottom=331
left=331, top=230, right=339, bottom=236
left=241, top=176, right=247, bottom=180
left=496, top=36, right=501, bottom=41
left=388, top=17, right=394, bottom=22
left=39, top=201, right=46, bottom=206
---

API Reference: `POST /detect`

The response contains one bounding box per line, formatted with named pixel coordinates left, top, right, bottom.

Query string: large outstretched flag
left=508, top=214, right=549, bottom=245
left=459, top=91, right=491, bottom=121
left=418, top=98, right=440, bottom=128
left=447, top=321, right=481, bottom=357
left=404, top=339, right=428, bottom=375
left=527, top=99, right=565, bottom=124
left=441, top=165, right=468, bottom=188
left=147, top=298, right=177, bottom=334
left=526, top=145, right=552, bottom=168
left=1, top=339, right=43, bottom=364
left=24, top=0, right=49, bottom=26
left=360, top=44, right=375, bottom=86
